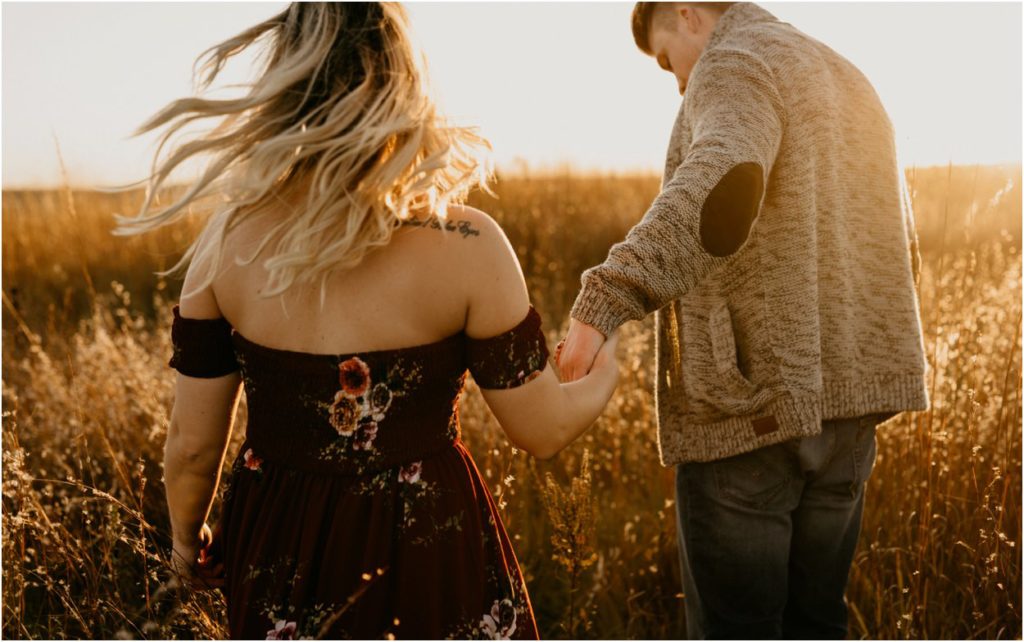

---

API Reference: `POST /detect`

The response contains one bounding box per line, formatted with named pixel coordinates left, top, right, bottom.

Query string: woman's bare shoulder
left=392, top=205, right=513, bottom=285
left=395, top=204, right=494, bottom=242
left=178, top=215, right=234, bottom=320
left=390, top=205, right=529, bottom=337
left=440, top=207, right=530, bottom=339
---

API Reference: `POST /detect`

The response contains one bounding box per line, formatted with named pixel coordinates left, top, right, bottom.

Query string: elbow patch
left=699, top=162, right=765, bottom=257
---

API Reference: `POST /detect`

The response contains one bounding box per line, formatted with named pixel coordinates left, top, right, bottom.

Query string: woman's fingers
left=169, top=529, right=227, bottom=593
left=199, top=522, right=213, bottom=547
left=593, top=330, right=620, bottom=368
left=190, top=556, right=226, bottom=590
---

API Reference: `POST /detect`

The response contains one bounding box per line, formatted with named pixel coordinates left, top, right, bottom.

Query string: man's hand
left=556, top=318, right=607, bottom=382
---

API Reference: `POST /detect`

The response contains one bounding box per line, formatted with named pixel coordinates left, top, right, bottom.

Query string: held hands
left=556, top=318, right=615, bottom=382
left=589, top=328, right=621, bottom=390
left=170, top=522, right=225, bottom=591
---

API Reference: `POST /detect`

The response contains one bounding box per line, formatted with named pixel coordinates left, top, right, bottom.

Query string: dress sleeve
left=467, top=305, right=550, bottom=390
left=168, top=304, right=240, bottom=378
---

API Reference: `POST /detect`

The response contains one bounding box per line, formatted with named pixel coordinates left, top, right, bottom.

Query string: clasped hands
left=555, top=317, right=608, bottom=382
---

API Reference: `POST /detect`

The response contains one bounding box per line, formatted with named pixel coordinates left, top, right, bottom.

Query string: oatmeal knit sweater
left=569, top=2, right=930, bottom=465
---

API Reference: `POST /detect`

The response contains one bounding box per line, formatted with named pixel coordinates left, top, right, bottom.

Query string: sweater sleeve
left=570, top=48, right=786, bottom=338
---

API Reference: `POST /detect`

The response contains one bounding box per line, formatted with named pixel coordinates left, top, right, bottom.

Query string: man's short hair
left=631, top=2, right=736, bottom=55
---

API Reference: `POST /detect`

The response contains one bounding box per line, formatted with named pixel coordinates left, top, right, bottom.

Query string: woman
left=115, top=3, right=619, bottom=639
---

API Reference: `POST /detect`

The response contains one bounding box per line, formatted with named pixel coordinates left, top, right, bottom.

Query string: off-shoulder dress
left=168, top=303, right=550, bottom=640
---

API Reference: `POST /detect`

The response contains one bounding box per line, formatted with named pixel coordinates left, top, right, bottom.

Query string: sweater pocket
left=682, top=295, right=760, bottom=417
left=709, top=296, right=759, bottom=394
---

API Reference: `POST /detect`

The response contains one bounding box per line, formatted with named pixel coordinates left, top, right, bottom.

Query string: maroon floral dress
left=168, top=304, right=549, bottom=640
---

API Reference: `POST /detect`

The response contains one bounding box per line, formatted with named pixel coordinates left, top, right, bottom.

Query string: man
left=555, top=2, right=930, bottom=638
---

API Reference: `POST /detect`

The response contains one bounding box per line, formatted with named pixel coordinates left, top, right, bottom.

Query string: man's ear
left=679, top=5, right=703, bottom=35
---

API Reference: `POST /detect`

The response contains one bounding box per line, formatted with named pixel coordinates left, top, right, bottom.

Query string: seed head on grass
left=539, top=448, right=598, bottom=637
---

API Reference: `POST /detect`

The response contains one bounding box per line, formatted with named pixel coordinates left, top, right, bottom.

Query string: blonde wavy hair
left=113, top=2, right=492, bottom=303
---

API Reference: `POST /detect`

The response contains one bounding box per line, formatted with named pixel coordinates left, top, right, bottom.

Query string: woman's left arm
left=164, top=262, right=242, bottom=584
left=165, top=370, right=241, bottom=558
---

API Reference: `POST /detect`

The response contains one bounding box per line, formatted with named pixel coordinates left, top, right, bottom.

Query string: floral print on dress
left=327, top=357, right=383, bottom=448
left=352, top=420, right=379, bottom=451
left=398, top=461, right=422, bottom=484
left=516, top=369, right=543, bottom=386
left=328, top=391, right=361, bottom=436
left=244, top=448, right=263, bottom=472
left=266, top=619, right=297, bottom=640
left=338, top=356, right=371, bottom=396
left=369, top=382, right=393, bottom=421
left=466, top=306, right=549, bottom=390
left=480, top=599, right=518, bottom=640
left=492, top=351, right=545, bottom=390
left=314, top=355, right=424, bottom=471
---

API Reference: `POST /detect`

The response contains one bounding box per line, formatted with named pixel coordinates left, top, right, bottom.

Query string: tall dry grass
left=2, top=164, right=1021, bottom=639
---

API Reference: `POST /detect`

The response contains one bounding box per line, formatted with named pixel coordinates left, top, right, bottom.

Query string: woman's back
left=209, top=201, right=475, bottom=355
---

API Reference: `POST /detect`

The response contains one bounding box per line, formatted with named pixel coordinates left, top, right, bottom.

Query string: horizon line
left=3, top=160, right=1021, bottom=192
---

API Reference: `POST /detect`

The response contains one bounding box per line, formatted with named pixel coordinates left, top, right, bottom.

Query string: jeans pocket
left=712, top=443, right=793, bottom=509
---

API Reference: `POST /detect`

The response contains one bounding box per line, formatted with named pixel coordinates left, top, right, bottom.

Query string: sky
left=2, top=1, right=1021, bottom=189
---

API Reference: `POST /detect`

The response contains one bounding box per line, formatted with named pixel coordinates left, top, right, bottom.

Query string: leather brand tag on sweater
left=752, top=415, right=779, bottom=436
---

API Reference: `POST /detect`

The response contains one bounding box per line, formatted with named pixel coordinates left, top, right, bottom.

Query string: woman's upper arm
left=461, top=207, right=533, bottom=339
left=459, top=208, right=563, bottom=453
left=176, top=240, right=224, bottom=320
left=167, top=253, right=242, bottom=456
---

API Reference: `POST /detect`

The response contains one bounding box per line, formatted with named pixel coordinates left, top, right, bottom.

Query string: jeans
left=674, top=413, right=883, bottom=639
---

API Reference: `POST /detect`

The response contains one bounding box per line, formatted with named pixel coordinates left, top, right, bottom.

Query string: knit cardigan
left=569, top=2, right=930, bottom=465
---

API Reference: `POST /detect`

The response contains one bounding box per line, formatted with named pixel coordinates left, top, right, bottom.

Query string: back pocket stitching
left=712, top=455, right=790, bottom=508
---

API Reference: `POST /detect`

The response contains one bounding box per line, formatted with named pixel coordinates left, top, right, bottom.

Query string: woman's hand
left=591, top=328, right=620, bottom=372
left=587, top=328, right=620, bottom=397
left=170, top=523, right=225, bottom=591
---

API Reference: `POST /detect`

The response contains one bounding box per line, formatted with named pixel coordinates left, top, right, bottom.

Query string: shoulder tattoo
left=400, top=216, right=481, bottom=239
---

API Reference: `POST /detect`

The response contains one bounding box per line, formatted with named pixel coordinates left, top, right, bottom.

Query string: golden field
left=2, top=164, right=1021, bottom=639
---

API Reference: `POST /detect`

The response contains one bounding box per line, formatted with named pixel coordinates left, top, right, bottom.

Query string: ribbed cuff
left=569, top=281, right=638, bottom=338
